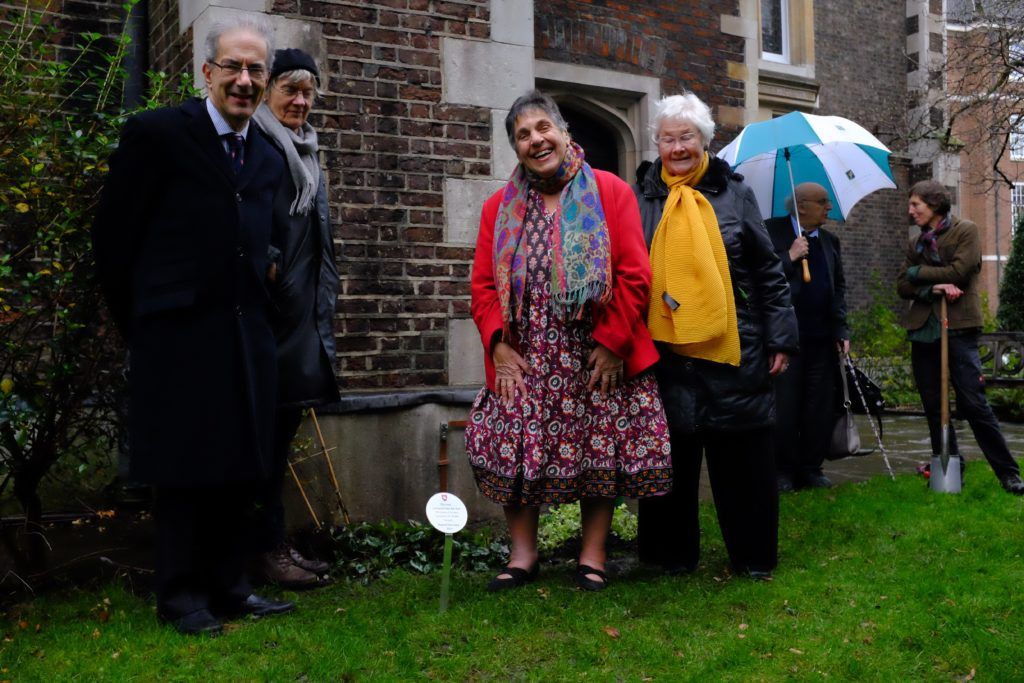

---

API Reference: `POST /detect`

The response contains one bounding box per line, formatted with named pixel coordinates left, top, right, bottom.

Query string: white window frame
left=1009, top=39, right=1023, bottom=82
left=1012, top=183, right=1024, bottom=234
left=761, top=0, right=790, bottom=64
left=1011, top=114, right=1024, bottom=161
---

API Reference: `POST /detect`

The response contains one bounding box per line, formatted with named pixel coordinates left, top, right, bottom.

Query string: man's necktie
left=224, top=133, right=245, bottom=175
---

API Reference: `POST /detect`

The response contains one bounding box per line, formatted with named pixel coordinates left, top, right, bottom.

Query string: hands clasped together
left=492, top=341, right=624, bottom=403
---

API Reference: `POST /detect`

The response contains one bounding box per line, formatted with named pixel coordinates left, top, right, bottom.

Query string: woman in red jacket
left=467, top=91, right=672, bottom=592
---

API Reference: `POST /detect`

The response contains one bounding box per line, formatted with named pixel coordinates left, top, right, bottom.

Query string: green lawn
left=2, top=471, right=1023, bottom=681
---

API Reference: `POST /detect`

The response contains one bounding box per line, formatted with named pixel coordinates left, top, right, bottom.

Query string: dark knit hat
left=270, top=48, right=320, bottom=85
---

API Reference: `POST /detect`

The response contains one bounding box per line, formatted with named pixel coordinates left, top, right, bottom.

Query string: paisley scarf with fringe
left=493, top=141, right=611, bottom=332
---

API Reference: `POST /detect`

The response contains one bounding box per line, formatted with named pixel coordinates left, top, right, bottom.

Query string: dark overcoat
left=91, top=97, right=284, bottom=486
left=265, top=146, right=340, bottom=407
left=765, top=217, right=849, bottom=341
left=635, top=157, right=799, bottom=434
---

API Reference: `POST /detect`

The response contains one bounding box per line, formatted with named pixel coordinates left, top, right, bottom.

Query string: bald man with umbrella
left=766, top=182, right=849, bottom=491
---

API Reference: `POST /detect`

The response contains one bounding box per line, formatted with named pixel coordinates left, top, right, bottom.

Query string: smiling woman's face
left=513, top=108, right=569, bottom=178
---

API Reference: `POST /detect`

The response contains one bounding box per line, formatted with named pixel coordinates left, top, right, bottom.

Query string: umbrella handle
left=801, top=259, right=811, bottom=283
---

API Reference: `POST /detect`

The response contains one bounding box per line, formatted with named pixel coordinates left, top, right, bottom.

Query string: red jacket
left=470, top=168, right=659, bottom=391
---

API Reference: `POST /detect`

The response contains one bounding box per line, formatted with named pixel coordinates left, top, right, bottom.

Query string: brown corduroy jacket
left=896, top=215, right=983, bottom=332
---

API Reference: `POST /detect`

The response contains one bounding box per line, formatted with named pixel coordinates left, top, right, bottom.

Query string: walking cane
left=930, top=295, right=961, bottom=493
left=308, top=407, right=351, bottom=524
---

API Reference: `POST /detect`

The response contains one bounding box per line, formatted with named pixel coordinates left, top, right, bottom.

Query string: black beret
left=270, top=48, right=319, bottom=85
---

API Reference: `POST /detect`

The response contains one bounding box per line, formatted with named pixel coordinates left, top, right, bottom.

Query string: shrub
left=0, top=1, right=190, bottom=560
left=997, top=213, right=1024, bottom=331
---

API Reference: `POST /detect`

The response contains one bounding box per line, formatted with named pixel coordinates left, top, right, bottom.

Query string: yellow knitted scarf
left=647, top=153, right=741, bottom=366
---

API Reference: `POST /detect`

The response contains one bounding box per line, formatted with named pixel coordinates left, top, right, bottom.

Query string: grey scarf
left=253, top=102, right=320, bottom=216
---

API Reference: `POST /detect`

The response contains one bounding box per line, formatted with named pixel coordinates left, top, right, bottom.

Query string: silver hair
left=650, top=93, right=715, bottom=148
left=504, top=90, right=569, bottom=146
left=270, top=68, right=318, bottom=102
left=204, top=15, right=275, bottom=70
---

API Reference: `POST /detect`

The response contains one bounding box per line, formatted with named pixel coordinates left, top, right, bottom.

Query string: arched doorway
left=559, top=102, right=620, bottom=175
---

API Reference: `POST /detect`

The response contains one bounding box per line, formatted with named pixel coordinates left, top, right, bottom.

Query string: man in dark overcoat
left=766, top=182, right=849, bottom=491
left=92, top=15, right=294, bottom=635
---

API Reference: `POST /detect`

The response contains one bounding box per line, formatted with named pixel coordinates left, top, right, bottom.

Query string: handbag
left=828, top=354, right=862, bottom=460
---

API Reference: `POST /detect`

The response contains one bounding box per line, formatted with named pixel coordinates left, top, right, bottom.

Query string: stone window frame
left=757, top=0, right=814, bottom=78
left=534, top=60, right=661, bottom=181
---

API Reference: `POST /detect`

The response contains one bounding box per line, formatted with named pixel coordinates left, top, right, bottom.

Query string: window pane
left=1011, top=114, right=1024, bottom=161
left=762, top=0, right=784, bottom=55
left=1012, top=183, right=1024, bottom=233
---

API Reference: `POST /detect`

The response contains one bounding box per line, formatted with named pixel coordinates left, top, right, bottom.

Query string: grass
left=2, top=471, right=1023, bottom=681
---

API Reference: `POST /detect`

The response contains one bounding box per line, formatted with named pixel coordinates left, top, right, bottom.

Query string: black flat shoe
left=487, top=563, right=539, bottom=592
left=574, top=564, right=608, bottom=591
left=214, top=593, right=295, bottom=620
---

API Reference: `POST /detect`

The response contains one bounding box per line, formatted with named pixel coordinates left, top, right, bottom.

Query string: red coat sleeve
left=470, top=189, right=505, bottom=390
left=590, top=170, right=654, bottom=372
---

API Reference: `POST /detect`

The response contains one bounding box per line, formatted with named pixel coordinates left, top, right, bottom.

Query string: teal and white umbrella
left=717, top=112, right=896, bottom=222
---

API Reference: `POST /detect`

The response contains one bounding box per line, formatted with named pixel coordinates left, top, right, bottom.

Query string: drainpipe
left=123, top=0, right=149, bottom=109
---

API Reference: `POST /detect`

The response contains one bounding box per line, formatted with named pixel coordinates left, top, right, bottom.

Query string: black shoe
left=1000, top=474, right=1024, bottom=495
left=574, top=564, right=608, bottom=591
left=801, top=473, right=833, bottom=489
left=158, top=608, right=223, bottom=635
left=777, top=473, right=795, bottom=493
left=216, top=593, right=295, bottom=619
left=486, top=563, right=539, bottom=592
left=746, top=569, right=773, bottom=581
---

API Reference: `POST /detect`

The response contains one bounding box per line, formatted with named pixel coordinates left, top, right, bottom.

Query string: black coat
left=765, top=217, right=849, bottom=341
left=265, top=148, right=340, bottom=407
left=91, top=98, right=284, bottom=486
left=635, top=157, right=799, bottom=433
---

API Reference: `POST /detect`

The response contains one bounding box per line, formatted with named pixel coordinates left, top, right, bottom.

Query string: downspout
left=123, top=0, right=149, bottom=109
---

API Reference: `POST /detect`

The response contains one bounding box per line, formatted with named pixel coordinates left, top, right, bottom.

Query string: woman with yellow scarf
left=635, top=93, right=799, bottom=581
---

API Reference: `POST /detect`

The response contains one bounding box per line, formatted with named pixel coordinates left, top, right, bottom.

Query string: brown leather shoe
left=287, top=545, right=330, bottom=575
left=256, top=547, right=320, bottom=589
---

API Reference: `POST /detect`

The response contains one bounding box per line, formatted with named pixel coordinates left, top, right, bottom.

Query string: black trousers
left=154, top=483, right=256, bottom=618
left=773, top=337, right=836, bottom=480
left=254, top=407, right=305, bottom=553
left=638, top=427, right=779, bottom=573
left=911, top=335, right=1020, bottom=480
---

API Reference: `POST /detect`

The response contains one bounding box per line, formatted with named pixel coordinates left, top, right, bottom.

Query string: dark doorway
left=558, top=102, right=620, bottom=176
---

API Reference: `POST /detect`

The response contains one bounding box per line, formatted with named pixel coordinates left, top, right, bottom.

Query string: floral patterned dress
left=466, top=191, right=673, bottom=506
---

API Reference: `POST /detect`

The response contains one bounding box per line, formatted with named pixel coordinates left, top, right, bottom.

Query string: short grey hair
left=504, top=90, right=569, bottom=146
left=270, top=68, right=319, bottom=102
left=204, top=15, right=275, bottom=70
left=650, top=93, right=715, bottom=148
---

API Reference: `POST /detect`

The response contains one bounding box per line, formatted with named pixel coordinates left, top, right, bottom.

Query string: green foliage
left=997, top=213, right=1024, bottom=331
left=327, top=520, right=507, bottom=583
left=987, top=386, right=1024, bottom=422
left=847, top=273, right=918, bottom=407
left=848, top=272, right=910, bottom=359
left=537, top=501, right=637, bottom=552
left=0, top=2, right=194, bottom=525
left=4, top=473, right=1024, bottom=679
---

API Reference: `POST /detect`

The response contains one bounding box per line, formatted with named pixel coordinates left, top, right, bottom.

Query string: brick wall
left=535, top=0, right=746, bottom=146
left=268, top=0, right=492, bottom=389
left=148, top=0, right=191, bottom=76
left=815, top=0, right=909, bottom=313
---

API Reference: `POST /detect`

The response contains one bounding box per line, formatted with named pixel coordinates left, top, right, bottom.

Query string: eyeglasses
left=656, top=133, right=700, bottom=147
left=275, top=84, right=316, bottom=101
left=209, top=60, right=267, bottom=80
